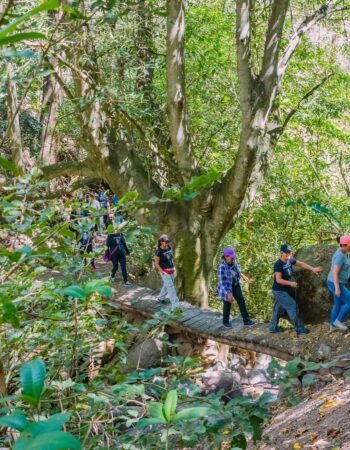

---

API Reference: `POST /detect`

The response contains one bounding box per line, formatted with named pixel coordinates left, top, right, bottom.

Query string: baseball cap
left=280, top=244, right=292, bottom=253
left=340, top=235, right=350, bottom=245
left=159, top=234, right=171, bottom=242
left=223, top=247, right=236, bottom=259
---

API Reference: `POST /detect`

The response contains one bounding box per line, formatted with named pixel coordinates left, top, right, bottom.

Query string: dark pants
left=223, top=283, right=250, bottom=324
left=269, top=290, right=304, bottom=332
left=111, top=250, right=128, bottom=282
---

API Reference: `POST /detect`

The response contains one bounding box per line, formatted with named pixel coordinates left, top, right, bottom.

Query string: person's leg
left=222, top=301, right=231, bottom=324
left=269, top=292, right=285, bottom=331
left=111, top=251, right=119, bottom=277
left=328, top=280, right=342, bottom=325
left=157, top=277, right=168, bottom=301
left=161, top=273, right=180, bottom=310
left=279, top=291, right=305, bottom=331
left=336, top=285, right=350, bottom=322
left=231, top=283, right=250, bottom=323
left=119, top=252, right=128, bottom=283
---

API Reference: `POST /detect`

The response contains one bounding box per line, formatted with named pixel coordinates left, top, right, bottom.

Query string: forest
left=0, top=0, right=350, bottom=449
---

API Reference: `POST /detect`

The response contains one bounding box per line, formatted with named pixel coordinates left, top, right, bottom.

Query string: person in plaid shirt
left=217, top=247, right=254, bottom=329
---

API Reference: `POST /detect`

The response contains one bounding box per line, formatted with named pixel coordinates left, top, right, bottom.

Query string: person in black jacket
left=106, top=222, right=131, bottom=286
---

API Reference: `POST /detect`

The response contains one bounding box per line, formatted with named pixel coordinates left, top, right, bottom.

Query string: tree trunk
left=40, top=58, right=63, bottom=165
left=6, top=62, right=24, bottom=172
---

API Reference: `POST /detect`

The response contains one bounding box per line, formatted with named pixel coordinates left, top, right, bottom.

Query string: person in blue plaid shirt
left=217, top=247, right=254, bottom=329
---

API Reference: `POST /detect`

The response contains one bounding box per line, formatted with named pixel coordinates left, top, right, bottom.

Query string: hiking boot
left=244, top=319, right=255, bottom=326
left=124, top=281, right=132, bottom=287
left=110, top=276, right=115, bottom=283
left=269, top=326, right=284, bottom=333
left=223, top=322, right=232, bottom=329
left=297, top=327, right=310, bottom=335
left=333, top=319, right=348, bottom=330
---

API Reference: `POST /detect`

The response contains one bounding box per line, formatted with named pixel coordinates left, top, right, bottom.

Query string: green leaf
left=84, top=280, right=112, bottom=297
left=30, top=413, right=71, bottom=436
left=285, top=357, right=301, bottom=377
left=0, top=0, right=59, bottom=39
left=149, top=402, right=166, bottom=422
left=13, top=431, right=81, bottom=450
left=163, top=390, right=177, bottom=422
left=20, top=359, right=46, bottom=406
left=3, top=49, right=35, bottom=58
left=0, top=155, right=17, bottom=173
left=0, top=412, right=28, bottom=431
left=0, top=32, right=46, bottom=46
left=61, top=285, right=86, bottom=300
left=135, top=418, right=166, bottom=428
left=302, top=373, right=317, bottom=386
left=173, top=407, right=216, bottom=424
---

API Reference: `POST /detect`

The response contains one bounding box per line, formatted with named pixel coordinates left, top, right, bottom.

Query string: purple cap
left=223, top=247, right=236, bottom=259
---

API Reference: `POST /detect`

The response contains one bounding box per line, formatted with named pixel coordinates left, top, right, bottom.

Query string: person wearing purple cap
left=217, top=246, right=254, bottom=328
left=154, top=234, right=181, bottom=311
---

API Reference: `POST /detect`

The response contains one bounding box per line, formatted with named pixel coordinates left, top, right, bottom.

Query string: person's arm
left=122, top=236, right=130, bottom=255
left=106, top=234, right=112, bottom=248
left=154, top=255, right=163, bottom=274
left=295, top=260, right=323, bottom=275
left=240, top=273, right=250, bottom=283
left=275, top=272, right=298, bottom=288
left=333, top=265, right=342, bottom=297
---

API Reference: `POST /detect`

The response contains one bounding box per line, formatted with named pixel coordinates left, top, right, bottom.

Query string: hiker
left=98, top=192, right=110, bottom=230
left=78, top=223, right=97, bottom=271
left=217, top=247, right=254, bottom=329
left=327, top=235, right=350, bottom=331
left=154, top=234, right=181, bottom=311
left=269, top=244, right=323, bottom=335
left=106, top=222, right=131, bottom=286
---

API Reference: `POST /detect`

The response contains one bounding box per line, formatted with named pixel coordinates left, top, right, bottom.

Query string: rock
left=318, top=343, right=332, bottom=359
left=172, top=335, right=196, bottom=357
left=202, top=370, right=242, bottom=400
left=247, top=368, right=267, bottom=385
left=330, top=366, right=344, bottom=377
left=294, top=244, right=337, bottom=324
left=254, top=353, right=273, bottom=370
left=229, top=354, right=245, bottom=370
left=125, top=338, right=164, bottom=370
left=334, top=354, right=350, bottom=368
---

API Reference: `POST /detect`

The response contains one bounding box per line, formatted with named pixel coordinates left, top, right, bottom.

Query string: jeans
left=222, top=283, right=250, bottom=324
left=111, top=250, right=128, bottom=283
left=327, top=280, right=350, bottom=324
left=269, top=290, right=304, bottom=332
left=158, top=272, right=180, bottom=310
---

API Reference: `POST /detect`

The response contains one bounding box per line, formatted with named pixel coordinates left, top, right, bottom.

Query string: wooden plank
left=177, top=309, right=203, bottom=324
left=180, top=313, right=214, bottom=329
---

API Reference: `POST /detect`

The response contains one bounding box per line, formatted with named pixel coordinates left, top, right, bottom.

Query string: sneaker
left=244, top=319, right=255, bottom=326
left=124, top=281, right=132, bottom=287
left=269, top=326, right=284, bottom=333
left=297, top=327, right=310, bottom=335
left=110, top=276, right=115, bottom=283
left=330, top=324, right=337, bottom=332
left=157, top=297, right=166, bottom=304
left=333, top=319, right=348, bottom=330
left=223, top=322, right=233, bottom=329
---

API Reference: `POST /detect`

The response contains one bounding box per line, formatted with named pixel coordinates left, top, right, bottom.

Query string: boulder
left=125, top=338, right=164, bottom=370
left=294, top=244, right=337, bottom=324
left=201, top=370, right=242, bottom=400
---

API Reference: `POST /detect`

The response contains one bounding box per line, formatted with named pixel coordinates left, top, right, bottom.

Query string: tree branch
left=166, top=0, right=197, bottom=182
left=236, top=0, right=255, bottom=117
left=339, top=149, right=350, bottom=197
left=276, top=71, right=335, bottom=136
left=260, top=0, right=290, bottom=99
left=35, top=177, right=100, bottom=200
left=279, top=0, right=339, bottom=76
left=40, top=160, right=92, bottom=180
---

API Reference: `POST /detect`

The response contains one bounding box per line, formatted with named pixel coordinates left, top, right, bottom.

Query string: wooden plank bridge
left=109, top=284, right=349, bottom=362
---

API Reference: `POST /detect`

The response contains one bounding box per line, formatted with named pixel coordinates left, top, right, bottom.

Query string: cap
left=223, top=247, right=236, bottom=259
left=159, top=234, right=171, bottom=243
left=340, top=235, right=350, bottom=245
left=280, top=244, right=292, bottom=253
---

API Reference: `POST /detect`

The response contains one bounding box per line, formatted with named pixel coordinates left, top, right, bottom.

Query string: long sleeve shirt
left=216, top=260, right=241, bottom=301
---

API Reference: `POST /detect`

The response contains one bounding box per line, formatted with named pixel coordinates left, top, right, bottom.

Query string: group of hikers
left=152, top=234, right=350, bottom=335
left=69, top=192, right=350, bottom=333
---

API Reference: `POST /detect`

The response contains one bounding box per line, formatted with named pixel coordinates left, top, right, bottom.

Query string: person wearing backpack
left=78, top=225, right=97, bottom=271
left=106, top=222, right=131, bottom=286
left=217, top=247, right=254, bottom=328
left=98, top=192, right=110, bottom=230
left=154, top=234, right=181, bottom=311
